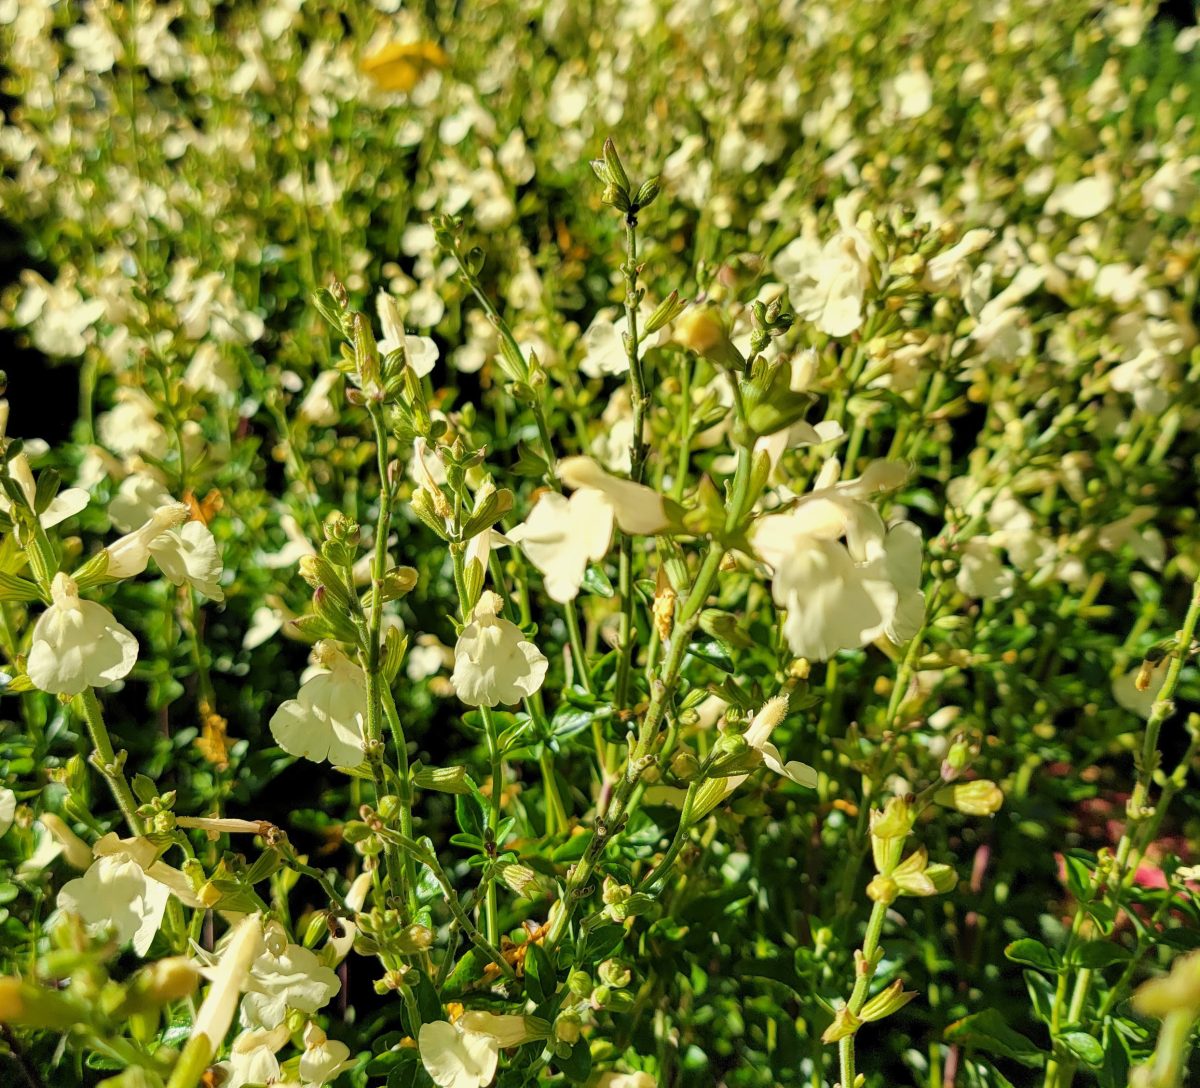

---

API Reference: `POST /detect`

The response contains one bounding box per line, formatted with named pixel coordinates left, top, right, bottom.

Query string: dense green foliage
left=1, top=2, right=1200, bottom=1087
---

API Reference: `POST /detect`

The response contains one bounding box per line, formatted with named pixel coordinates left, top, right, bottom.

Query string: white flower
left=191, top=917, right=265, bottom=1056
left=154, top=520, right=225, bottom=600
left=300, top=1022, right=355, bottom=1086
left=419, top=1020, right=499, bottom=1088
left=743, top=695, right=818, bottom=788
left=1114, top=658, right=1169, bottom=719
left=241, top=921, right=341, bottom=1028
left=598, top=1073, right=657, bottom=1088
left=28, top=572, right=139, bottom=695
left=579, top=308, right=638, bottom=378
left=776, top=196, right=872, bottom=338
left=0, top=788, right=14, bottom=838
left=105, top=502, right=190, bottom=578
left=955, top=538, right=1014, bottom=600
left=0, top=453, right=89, bottom=528
left=270, top=643, right=368, bottom=767
left=889, top=68, right=933, bottom=119
left=183, top=343, right=239, bottom=396
left=458, top=1011, right=539, bottom=1048
left=1045, top=174, right=1114, bottom=219
left=96, top=389, right=170, bottom=460
left=299, top=370, right=342, bottom=426
left=108, top=475, right=225, bottom=600
left=451, top=592, right=548, bottom=708
left=377, top=290, right=439, bottom=375
left=219, top=1028, right=285, bottom=1088
left=754, top=495, right=924, bottom=661
left=558, top=457, right=669, bottom=535
left=1097, top=508, right=1165, bottom=571
left=507, top=489, right=614, bottom=603
left=57, top=852, right=170, bottom=955
left=693, top=695, right=816, bottom=821
left=776, top=234, right=861, bottom=338
left=258, top=512, right=318, bottom=569
left=923, top=229, right=993, bottom=292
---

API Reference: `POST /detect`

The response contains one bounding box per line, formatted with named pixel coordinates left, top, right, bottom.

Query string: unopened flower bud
left=859, top=980, right=918, bottom=1023
left=670, top=749, right=701, bottom=782
left=599, top=959, right=632, bottom=989
left=554, top=1012, right=582, bottom=1045
left=413, top=765, right=471, bottom=795
left=935, top=780, right=1004, bottom=816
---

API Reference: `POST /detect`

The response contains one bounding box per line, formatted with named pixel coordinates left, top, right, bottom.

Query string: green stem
left=381, top=830, right=516, bottom=981
left=1044, top=577, right=1200, bottom=1088
left=615, top=213, right=649, bottom=710
left=838, top=898, right=890, bottom=1088
left=77, top=688, right=144, bottom=836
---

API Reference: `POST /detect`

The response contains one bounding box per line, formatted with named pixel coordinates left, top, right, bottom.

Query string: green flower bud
left=413, top=765, right=472, bottom=795
left=567, top=970, right=593, bottom=998
left=598, top=959, right=632, bottom=989
left=859, top=980, right=918, bottom=1023
left=554, top=1012, right=582, bottom=1045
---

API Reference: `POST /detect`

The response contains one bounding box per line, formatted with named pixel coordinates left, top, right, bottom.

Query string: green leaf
left=550, top=704, right=599, bottom=741
left=524, top=940, right=554, bottom=1005
left=1005, top=938, right=1058, bottom=972
left=555, top=1040, right=592, bottom=1083
left=1060, top=1032, right=1104, bottom=1067
left=1073, top=941, right=1132, bottom=969
left=578, top=923, right=625, bottom=964
left=385, top=1050, right=435, bottom=1088
left=455, top=792, right=485, bottom=841
left=944, top=1009, right=1045, bottom=1067
left=687, top=639, right=734, bottom=673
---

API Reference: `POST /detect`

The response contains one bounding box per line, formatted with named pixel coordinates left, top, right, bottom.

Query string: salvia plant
left=1, top=1, right=1200, bottom=1088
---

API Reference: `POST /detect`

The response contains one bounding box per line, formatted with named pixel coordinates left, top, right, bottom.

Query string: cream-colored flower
left=0, top=453, right=89, bottom=528
left=57, top=852, right=170, bottom=955
left=153, top=520, right=225, bottom=600
left=955, top=538, right=1014, bottom=600
left=1113, top=658, right=1169, bottom=719
left=96, top=388, right=170, bottom=460
left=105, top=502, right=190, bottom=578
left=742, top=695, right=818, bottom=788
left=419, top=1020, right=499, bottom=1088
left=754, top=496, right=924, bottom=661
left=183, top=343, right=239, bottom=396
left=299, top=370, right=341, bottom=426
left=0, top=788, right=14, bottom=838
left=378, top=291, right=438, bottom=376
left=191, top=917, right=265, bottom=1059
left=300, top=1022, right=355, bottom=1086
left=597, top=1073, right=657, bottom=1088
left=693, top=695, right=817, bottom=820
left=775, top=197, right=873, bottom=338
left=451, top=591, right=548, bottom=708
left=888, top=67, right=933, bottom=119
left=270, top=643, right=368, bottom=767
left=108, top=474, right=225, bottom=600
left=241, top=920, right=341, bottom=1029
left=27, top=572, right=139, bottom=695
left=457, top=1011, right=540, bottom=1048
left=578, top=307, right=648, bottom=378
left=558, top=457, right=668, bottom=535
left=507, top=489, right=614, bottom=603
left=1045, top=173, right=1114, bottom=219
left=219, top=1026, right=288, bottom=1088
